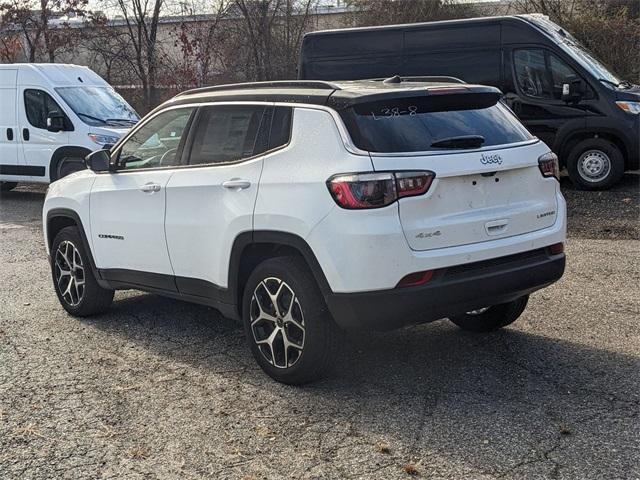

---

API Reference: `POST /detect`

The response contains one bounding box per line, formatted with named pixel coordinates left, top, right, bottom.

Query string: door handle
left=222, top=179, right=251, bottom=190
left=6, top=128, right=13, bottom=141
left=22, top=128, right=29, bottom=141
left=140, top=182, right=161, bottom=193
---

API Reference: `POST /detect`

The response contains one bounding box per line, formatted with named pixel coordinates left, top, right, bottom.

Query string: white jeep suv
left=43, top=79, right=566, bottom=384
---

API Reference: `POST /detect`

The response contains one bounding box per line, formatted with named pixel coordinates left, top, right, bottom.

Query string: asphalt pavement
left=0, top=174, right=638, bottom=479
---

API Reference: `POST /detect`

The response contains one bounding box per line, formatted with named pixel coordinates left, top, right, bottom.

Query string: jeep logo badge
left=480, top=153, right=503, bottom=165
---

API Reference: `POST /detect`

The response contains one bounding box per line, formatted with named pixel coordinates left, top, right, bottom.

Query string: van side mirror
left=562, top=75, right=585, bottom=103
left=85, top=149, right=112, bottom=173
left=46, top=111, right=66, bottom=132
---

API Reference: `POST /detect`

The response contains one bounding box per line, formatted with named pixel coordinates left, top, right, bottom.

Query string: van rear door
left=0, top=68, right=19, bottom=178
left=338, top=89, right=559, bottom=251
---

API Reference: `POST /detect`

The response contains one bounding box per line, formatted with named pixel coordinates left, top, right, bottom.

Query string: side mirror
left=85, top=149, right=112, bottom=173
left=562, top=75, right=585, bottom=103
left=46, top=111, right=66, bottom=132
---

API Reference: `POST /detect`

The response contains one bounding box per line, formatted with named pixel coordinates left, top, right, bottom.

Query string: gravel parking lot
left=1, top=175, right=638, bottom=480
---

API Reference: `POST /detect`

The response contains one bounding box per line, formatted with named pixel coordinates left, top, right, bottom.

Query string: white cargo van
left=0, top=64, right=139, bottom=191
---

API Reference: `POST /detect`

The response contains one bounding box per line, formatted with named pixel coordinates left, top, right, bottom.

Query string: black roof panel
left=161, top=78, right=501, bottom=112
left=303, top=14, right=532, bottom=37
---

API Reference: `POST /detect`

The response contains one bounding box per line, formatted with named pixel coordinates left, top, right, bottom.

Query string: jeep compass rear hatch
left=338, top=87, right=559, bottom=251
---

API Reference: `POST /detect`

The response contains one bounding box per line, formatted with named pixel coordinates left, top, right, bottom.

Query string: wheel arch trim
left=46, top=208, right=105, bottom=287
left=228, top=231, right=333, bottom=317
left=50, top=146, right=92, bottom=182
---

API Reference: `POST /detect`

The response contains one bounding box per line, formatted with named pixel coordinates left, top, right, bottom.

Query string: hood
left=616, top=87, right=640, bottom=101
left=92, top=126, right=131, bottom=136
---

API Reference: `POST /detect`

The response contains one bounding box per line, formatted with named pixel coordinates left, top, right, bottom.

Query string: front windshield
left=55, top=86, right=139, bottom=127
left=563, top=41, right=621, bottom=86
left=527, top=15, right=623, bottom=87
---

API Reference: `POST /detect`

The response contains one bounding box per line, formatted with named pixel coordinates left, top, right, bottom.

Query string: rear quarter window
left=339, top=96, right=533, bottom=153
left=268, top=107, right=292, bottom=150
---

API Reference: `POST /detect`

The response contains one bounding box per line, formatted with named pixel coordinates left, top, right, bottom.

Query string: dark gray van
left=298, top=14, right=640, bottom=190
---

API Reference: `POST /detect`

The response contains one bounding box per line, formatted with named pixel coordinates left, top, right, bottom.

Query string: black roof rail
left=177, top=80, right=341, bottom=97
left=377, top=75, right=466, bottom=84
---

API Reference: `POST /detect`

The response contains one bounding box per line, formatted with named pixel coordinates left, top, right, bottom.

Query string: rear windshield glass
left=340, top=96, right=533, bottom=153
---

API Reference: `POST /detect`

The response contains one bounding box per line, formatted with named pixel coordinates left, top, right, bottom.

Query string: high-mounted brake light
left=538, top=152, right=560, bottom=180
left=425, top=86, right=468, bottom=94
left=327, top=171, right=435, bottom=209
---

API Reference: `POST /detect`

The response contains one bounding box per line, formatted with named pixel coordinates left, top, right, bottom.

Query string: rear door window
left=187, top=105, right=266, bottom=165
left=339, top=95, right=533, bottom=153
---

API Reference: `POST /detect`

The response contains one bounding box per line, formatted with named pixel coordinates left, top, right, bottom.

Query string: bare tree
left=0, top=0, right=88, bottom=61
left=232, top=0, right=317, bottom=81
left=83, top=12, right=132, bottom=83
left=0, top=25, right=23, bottom=61
left=97, top=0, right=167, bottom=110
left=171, top=0, right=232, bottom=87
left=509, top=0, right=640, bottom=83
left=0, top=0, right=42, bottom=60
left=344, top=0, right=480, bottom=27
left=509, top=0, right=579, bottom=24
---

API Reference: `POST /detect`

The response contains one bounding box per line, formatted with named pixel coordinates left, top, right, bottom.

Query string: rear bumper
left=325, top=248, right=565, bottom=331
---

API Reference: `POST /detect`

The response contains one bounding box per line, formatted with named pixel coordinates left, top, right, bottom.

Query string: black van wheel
left=0, top=182, right=18, bottom=192
left=51, top=226, right=114, bottom=316
left=567, top=138, right=624, bottom=190
left=242, top=256, right=340, bottom=385
left=449, top=296, right=529, bottom=333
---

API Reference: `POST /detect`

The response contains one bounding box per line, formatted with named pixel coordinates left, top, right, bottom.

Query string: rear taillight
left=327, top=171, right=435, bottom=209
left=538, top=152, right=559, bottom=180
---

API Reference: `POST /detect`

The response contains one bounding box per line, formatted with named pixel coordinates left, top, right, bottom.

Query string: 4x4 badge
left=415, top=230, right=442, bottom=239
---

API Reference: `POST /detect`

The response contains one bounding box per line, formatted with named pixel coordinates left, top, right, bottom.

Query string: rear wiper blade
left=430, top=135, right=485, bottom=149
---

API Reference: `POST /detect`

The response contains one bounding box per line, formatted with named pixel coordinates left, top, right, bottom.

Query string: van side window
left=187, top=105, right=266, bottom=165
left=24, top=89, right=69, bottom=130
left=514, top=49, right=583, bottom=101
left=117, top=107, right=194, bottom=170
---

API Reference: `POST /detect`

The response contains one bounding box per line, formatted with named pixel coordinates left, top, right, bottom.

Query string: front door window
left=513, top=49, right=587, bottom=100
left=24, top=89, right=71, bottom=130
left=117, top=107, right=194, bottom=170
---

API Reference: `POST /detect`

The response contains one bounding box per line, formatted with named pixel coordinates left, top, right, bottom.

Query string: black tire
left=54, top=156, right=85, bottom=181
left=566, top=138, right=624, bottom=190
left=0, top=182, right=18, bottom=192
left=449, top=295, right=529, bottom=333
left=51, top=226, right=114, bottom=316
left=242, top=255, right=340, bottom=385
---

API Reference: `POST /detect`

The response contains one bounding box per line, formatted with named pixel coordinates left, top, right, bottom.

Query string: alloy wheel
left=54, top=240, right=85, bottom=306
left=250, top=277, right=305, bottom=369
